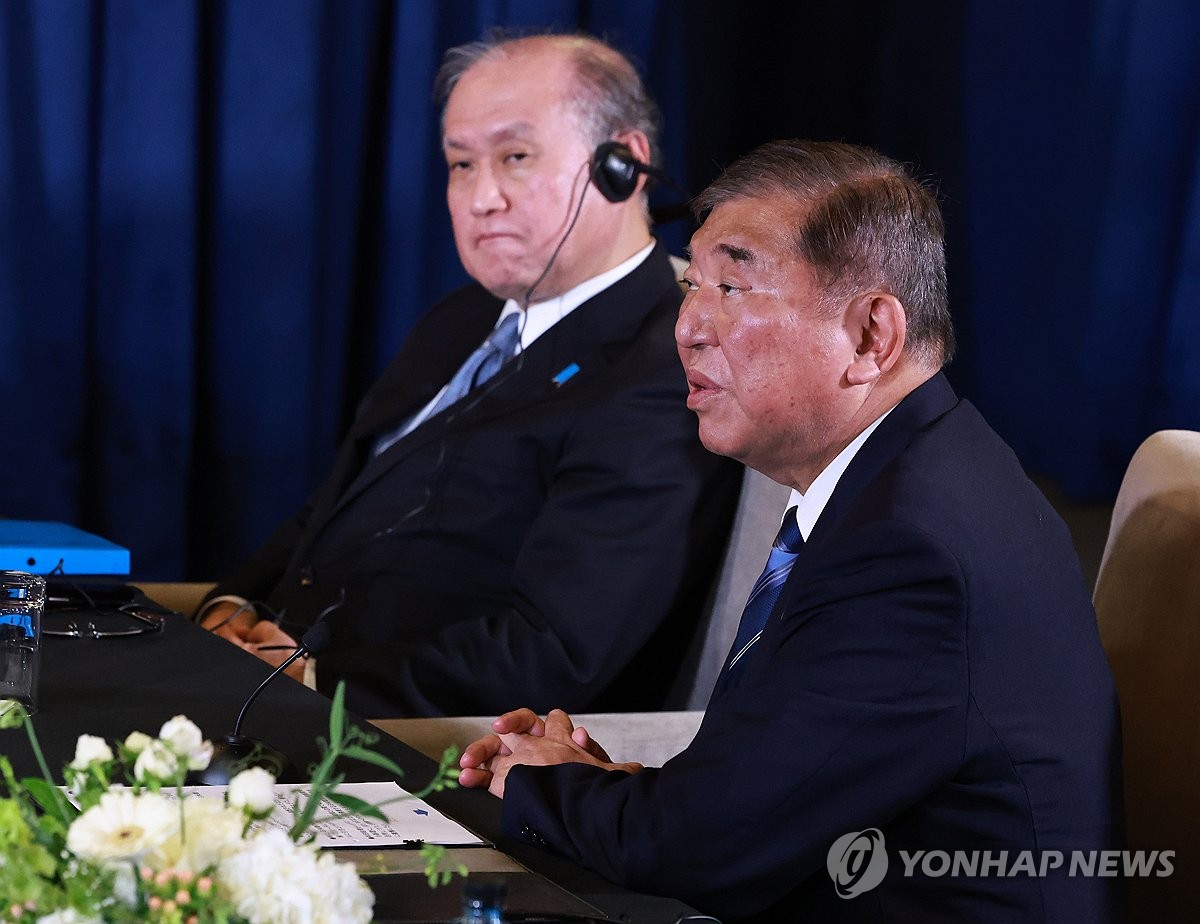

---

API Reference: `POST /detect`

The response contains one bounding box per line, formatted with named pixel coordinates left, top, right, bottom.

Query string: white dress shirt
left=785, top=407, right=895, bottom=539
left=385, top=241, right=656, bottom=446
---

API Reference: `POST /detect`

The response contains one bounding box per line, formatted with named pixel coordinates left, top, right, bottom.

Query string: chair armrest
left=371, top=711, right=705, bottom=768
left=135, top=582, right=217, bottom=618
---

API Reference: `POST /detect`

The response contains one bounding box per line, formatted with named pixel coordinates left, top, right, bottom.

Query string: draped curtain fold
left=1, top=0, right=1197, bottom=579
left=962, top=0, right=1200, bottom=497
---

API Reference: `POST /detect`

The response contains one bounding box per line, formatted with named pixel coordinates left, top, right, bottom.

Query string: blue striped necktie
left=719, top=505, right=804, bottom=687
left=373, top=312, right=521, bottom=456
left=424, top=311, right=522, bottom=421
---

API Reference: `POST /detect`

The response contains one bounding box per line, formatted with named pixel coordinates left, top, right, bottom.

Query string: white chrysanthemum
left=145, top=797, right=245, bottom=872
left=218, top=828, right=373, bottom=924
left=70, top=734, right=114, bottom=769
left=123, top=730, right=153, bottom=754
left=66, top=790, right=177, bottom=862
left=158, top=715, right=213, bottom=770
left=228, top=767, right=277, bottom=815
left=134, top=740, right=180, bottom=781
left=36, top=909, right=104, bottom=924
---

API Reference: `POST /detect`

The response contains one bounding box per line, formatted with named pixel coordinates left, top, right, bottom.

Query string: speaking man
left=459, top=140, right=1123, bottom=922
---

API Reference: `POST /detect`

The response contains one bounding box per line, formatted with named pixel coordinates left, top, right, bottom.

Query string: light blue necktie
left=423, top=311, right=522, bottom=420
left=717, top=505, right=804, bottom=690
left=374, top=312, right=521, bottom=456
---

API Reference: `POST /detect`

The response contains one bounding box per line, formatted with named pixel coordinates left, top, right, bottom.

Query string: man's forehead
left=443, top=120, right=539, bottom=151
left=689, top=197, right=802, bottom=265
left=687, top=229, right=770, bottom=269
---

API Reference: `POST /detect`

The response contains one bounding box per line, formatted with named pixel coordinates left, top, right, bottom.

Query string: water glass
left=0, top=571, right=44, bottom=713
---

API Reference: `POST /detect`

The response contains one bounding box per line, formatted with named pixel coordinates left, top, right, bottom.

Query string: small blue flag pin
left=552, top=363, right=581, bottom=387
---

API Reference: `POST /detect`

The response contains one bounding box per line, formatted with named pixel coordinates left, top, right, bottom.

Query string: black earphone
left=591, top=140, right=692, bottom=225
left=590, top=140, right=671, bottom=203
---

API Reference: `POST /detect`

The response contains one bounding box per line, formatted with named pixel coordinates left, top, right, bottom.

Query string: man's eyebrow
left=717, top=242, right=756, bottom=265
left=444, top=121, right=537, bottom=151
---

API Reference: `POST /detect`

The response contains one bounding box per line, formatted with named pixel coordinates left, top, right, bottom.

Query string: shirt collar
left=495, top=240, right=656, bottom=348
left=785, top=407, right=896, bottom=540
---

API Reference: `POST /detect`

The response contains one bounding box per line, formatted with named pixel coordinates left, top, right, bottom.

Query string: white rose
left=183, top=737, right=214, bottom=771
left=123, top=731, right=153, bottom=754
left=157, top=715, right=213, bottom=770
left=69, top=734, right=114, bottom=770
left=228, top=767, right=277, bottom=815
left=134, top=740, right=180, bottom=782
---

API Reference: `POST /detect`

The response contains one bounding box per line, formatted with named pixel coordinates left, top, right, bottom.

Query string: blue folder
left=0, top=520, right=130, bottom=575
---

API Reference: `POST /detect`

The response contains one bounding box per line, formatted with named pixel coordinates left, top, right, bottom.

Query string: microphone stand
left=192, top=622, right=331, bottom=785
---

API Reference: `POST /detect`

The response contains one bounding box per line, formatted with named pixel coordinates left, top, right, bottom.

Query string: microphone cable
left=364, top=156, right=594, bottom=546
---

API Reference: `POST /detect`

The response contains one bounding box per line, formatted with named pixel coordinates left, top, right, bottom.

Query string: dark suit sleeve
left=206, top=295, right=462, bottom=611
left=499, top=520, right=969, bottom=919
left=314, top=329, right=740, bottom=716
left=207, top=502, right=313, bottom=607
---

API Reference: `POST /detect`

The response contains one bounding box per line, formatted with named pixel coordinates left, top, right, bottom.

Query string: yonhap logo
left=827, top=828, right=889, bottom=898
left=824, top=831, right=1173, bottom=897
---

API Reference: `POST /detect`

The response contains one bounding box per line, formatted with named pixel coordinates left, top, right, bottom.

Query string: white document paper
left=176, top=782, right=486, bottom=848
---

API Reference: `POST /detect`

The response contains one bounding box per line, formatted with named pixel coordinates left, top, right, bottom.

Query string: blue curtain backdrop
left=1, top=0, right=1197, bottom=580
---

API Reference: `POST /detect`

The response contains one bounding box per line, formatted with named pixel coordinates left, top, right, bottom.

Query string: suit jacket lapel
left=349, top=295, right=502, bottom=442
left=808, top=372, right=960, bottom=546
left=329, top=242, right=679, bottom=519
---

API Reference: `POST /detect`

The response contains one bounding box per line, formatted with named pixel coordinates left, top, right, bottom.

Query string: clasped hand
left=201, top=602, right=307, bottom=682
left=458, top=708, right=643, bottom=797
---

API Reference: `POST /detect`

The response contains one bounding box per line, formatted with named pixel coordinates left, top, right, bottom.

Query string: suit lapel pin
left=552, top=363, right=581, bottom=387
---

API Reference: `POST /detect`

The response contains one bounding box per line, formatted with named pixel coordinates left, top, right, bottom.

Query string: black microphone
left=192, top=621, right=332, bottom=785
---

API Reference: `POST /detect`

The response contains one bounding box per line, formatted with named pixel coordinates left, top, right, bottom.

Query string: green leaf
left=419, top=843, right=468, bottom=889
left=337, top=745, right=406, bottom=778
left=0, top=699, right=26, bottom=728
left=329, top=681, right=346, bottom=745
left=325, top=791, right=388, bottom=822
left=21, top=777, right=76, bottom=825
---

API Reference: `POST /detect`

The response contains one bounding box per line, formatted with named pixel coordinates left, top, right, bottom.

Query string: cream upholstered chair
left=137, top=582, right=215, bottom=618
left=669, top=466, right=792, bottom=709
left=1093, top=429, right=1200, bottom=920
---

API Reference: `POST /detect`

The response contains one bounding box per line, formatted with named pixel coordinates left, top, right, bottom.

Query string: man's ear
left=846, top=292, right=907, bottom=386
left=614, top=130, right=652, bottom=168
left=609, top=130, right=653, bottom=193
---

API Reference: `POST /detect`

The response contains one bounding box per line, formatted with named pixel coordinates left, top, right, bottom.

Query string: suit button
left=299, top=567, right=314, bottom=587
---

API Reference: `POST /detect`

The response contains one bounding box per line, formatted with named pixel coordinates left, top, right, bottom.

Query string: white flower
left=110, top=860, right=139, bottom=906
left=36, top=909, right=104, bottom=924
left=133, top=740, right=179, bottom=782
left=123, top=730, right=153, bottom=754
left=67, top=789, right=177, bottom=862
left=145, top=797, right=245, bottom=872
left=228, top=767, right=277, bottom=815
left=158, top=715, right=213, bottom=770
left=219, top=828, right=373, bottom=923
left=69, top=734, right=114, bottom=770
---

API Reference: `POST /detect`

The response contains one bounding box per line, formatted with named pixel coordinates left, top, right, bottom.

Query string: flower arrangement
left=0, top=685, right=461, bottom=923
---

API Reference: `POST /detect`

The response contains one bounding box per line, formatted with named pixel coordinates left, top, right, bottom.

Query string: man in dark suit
left=459, top=140, right=1124, bottom=921
left=199, top=33, right=741, bottom=718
